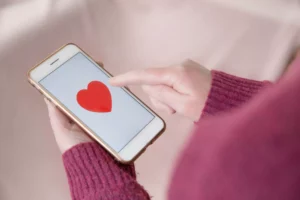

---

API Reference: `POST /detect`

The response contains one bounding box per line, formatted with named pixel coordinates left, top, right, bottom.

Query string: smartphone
left=28, top=43, right=165, bottom=163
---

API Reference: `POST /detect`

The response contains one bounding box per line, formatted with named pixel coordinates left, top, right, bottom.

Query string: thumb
left=44, top=99, right=73, bottom=132
left=142, top=85, right=187, bottom=114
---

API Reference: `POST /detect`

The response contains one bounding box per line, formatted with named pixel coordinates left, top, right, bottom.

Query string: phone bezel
left=27, top=43, right=165, bottom=163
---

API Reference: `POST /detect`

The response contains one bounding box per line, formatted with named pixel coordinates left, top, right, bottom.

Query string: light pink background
left=0, top=1, right=300, bottom=199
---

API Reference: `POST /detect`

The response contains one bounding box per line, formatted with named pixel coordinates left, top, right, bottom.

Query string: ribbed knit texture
left=201, top=70, right=268, bottom=117
left=63, top=142, right=150, bottom=200
left=62, top=70, right=273, bottom=200
left=169, top=57, right=300, bottom=200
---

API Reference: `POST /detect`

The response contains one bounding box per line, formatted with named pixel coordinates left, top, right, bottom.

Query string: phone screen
left=39, top=52, right=154, bottom=152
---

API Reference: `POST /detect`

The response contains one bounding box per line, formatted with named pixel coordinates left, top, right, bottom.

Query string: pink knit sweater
left=63, top=57, right=300, bottom=200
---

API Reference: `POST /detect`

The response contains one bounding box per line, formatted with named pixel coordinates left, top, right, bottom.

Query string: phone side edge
left=26, top=43, right=125, bottom=162
left=121, top=120, right=166, bottom=164
left=27, top=43, right=166, bottom=164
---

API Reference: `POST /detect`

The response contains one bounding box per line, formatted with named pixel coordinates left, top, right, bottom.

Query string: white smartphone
left=28, top=43, right=165, bottom=163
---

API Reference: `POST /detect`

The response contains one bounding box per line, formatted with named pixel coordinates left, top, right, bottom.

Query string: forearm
left=201, top=70, right=270, bottom=118
left=63, top=142, right=150, bottom=200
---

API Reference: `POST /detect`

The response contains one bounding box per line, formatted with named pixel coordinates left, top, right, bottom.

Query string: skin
left=45, top=59, right=212, bottom=153
left=285, top=50, right=300, bottom=73
left=110, top=59, right=212, bottom=121
left=45, top=51, right=300, bottom=154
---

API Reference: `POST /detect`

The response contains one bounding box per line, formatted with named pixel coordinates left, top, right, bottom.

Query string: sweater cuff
left=200, top=70, right=269, bottom=118
left=62, top=142, right=136, bottom=199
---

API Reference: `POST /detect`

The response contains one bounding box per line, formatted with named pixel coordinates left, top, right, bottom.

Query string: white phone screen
left=39, top=52, right=154, bottom=152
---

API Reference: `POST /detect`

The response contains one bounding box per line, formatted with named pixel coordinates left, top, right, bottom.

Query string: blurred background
left=0, top=0, right=300, bottom=199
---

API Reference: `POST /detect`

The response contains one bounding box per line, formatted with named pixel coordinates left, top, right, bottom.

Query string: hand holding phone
left=28, top=44, right=165, bottom=163
left=44, top=99, right=93, bottom=153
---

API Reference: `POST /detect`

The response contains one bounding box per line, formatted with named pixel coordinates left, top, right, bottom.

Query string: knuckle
left=177, top=61, right=191, bottom=72
left=176, top=64, right=189, bottom=78
left=179, top=59, right=197, bottom=70
left=181, top=59, right=193, bottom=67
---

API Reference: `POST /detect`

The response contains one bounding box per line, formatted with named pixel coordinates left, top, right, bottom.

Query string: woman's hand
left=44, top=62, right=105, bottom=153
left=45, top=99, right=93, bottom=153
left=110, top=59, right=212, bottom=121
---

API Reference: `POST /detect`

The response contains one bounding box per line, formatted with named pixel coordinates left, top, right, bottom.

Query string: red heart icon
left=76, top=81, right=112, bottom=113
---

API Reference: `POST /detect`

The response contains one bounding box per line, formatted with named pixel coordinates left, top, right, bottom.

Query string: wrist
left=199, top=70, right=268, bottom=120
left=57, top=134, right=93, bottom=154
left=193, top=70, right=212, bottom=121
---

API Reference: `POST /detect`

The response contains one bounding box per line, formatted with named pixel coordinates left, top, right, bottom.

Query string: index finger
left=109, top=67, right=175, bottom=87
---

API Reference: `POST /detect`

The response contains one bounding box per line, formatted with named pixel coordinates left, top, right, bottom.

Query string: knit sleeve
left=201, top=70, right=270, bottom=118
left=169, top=57, right=300, bottom=200
left=62, top=142, right=150, bottom=200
